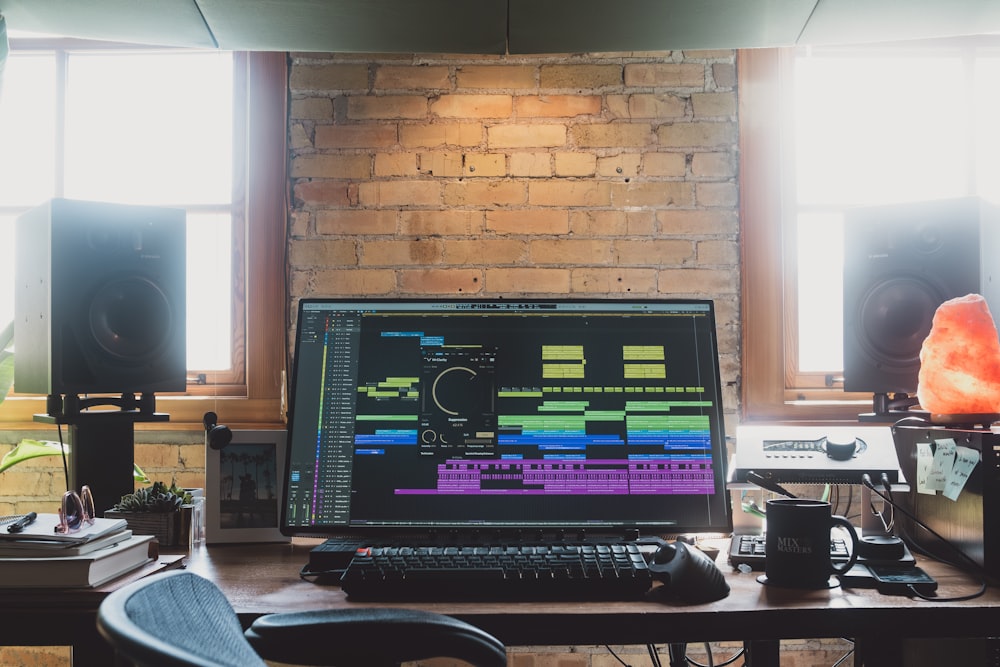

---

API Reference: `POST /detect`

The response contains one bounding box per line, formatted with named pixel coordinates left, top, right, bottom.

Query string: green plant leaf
left=0, top=439, right=67, bottom=474
left=134, top=463, right=150, bottom=484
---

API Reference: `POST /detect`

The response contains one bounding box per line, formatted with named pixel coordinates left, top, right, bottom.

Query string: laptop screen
left=281, top=298, right=732, bottom=538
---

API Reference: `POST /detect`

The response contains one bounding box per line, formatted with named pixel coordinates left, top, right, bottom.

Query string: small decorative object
left=105, top=481, right=193, bottom=546
left=205, top=429, right=289, bottom=544
left=917, top=293, right=1000, bottom=416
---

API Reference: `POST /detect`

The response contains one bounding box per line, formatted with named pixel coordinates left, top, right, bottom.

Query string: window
left=0, top=36, right=286, bottom=424
left=740, top=37, right=1000, bottom=421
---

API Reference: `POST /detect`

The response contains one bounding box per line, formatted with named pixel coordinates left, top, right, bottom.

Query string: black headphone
left=203, top=411, right=233, bottom=450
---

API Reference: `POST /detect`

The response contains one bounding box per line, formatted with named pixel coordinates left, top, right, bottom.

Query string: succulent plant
left=112, top=481, right=191, bottom=513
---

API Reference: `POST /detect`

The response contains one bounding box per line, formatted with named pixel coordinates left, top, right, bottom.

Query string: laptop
left=280, top=298, right=733, bottom=564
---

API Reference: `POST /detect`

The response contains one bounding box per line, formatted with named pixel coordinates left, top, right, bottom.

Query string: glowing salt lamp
left=917, top=293, right=1000, bottom=416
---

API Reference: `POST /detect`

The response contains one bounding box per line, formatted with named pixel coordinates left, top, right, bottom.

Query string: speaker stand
left=858, top=392, right=925, bottom=423
left=34, top=393, right=169, bottom=516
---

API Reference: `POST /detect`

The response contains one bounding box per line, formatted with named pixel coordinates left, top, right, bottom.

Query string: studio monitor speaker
left=14, top=198, right=186, bottom=396
left=843, top=196, right=1000, bottom=395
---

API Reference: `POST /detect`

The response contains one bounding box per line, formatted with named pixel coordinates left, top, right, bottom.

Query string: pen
left=7, top=512, right=37, bottom=533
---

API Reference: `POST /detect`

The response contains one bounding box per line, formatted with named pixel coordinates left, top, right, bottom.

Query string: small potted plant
left=105, top=481, right=193, bottom=546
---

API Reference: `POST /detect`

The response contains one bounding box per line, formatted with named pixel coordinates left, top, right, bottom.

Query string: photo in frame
left=205, top=429, right=290, bottom=544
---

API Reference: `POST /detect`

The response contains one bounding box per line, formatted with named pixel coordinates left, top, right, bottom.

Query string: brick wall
left=287, top=50, right=741, bottom=432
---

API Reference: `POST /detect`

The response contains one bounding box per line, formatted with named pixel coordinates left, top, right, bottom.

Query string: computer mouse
left=646, top=540, right=730, bottom=604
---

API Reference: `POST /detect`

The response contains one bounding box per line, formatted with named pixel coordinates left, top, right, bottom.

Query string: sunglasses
left=55, top=485, right=96, bottom=534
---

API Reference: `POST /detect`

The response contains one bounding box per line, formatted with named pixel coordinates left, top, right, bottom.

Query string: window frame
left=0, top=44, right=287, bottom=428
left=739, top=39, right=1000, bottom=423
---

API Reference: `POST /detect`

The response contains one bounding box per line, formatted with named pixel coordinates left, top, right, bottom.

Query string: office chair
left=97, top=570, right=508, bottom=667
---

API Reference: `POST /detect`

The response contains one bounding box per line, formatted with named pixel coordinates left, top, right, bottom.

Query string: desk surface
left=180, top=539, right=998, bottom=648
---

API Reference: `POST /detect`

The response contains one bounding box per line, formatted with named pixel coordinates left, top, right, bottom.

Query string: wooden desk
left=182, top=541, right=998, bottom=666
left=1, top=542, right=996, bottom=666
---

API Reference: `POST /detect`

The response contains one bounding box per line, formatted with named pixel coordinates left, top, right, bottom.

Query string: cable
left=861, top=473, right=989, bottom=601
left=605, top=645, right=633, bottom=667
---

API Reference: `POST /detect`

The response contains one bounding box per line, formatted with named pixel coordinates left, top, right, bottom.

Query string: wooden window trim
left=0, top=51, right=287, bottom=429
left=739, top=48, right=870, bottom=423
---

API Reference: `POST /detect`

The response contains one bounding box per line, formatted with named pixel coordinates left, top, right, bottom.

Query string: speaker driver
left=88, top=276, right=175, bottom=361
left=855, top=277, right=943, bottom=369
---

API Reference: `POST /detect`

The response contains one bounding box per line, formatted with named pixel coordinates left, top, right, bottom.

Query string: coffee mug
left=762, top=498, right=859, bottom=588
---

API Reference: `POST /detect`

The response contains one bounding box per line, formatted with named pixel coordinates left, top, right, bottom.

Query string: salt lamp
left=917, top=293, right=1000, bottom=415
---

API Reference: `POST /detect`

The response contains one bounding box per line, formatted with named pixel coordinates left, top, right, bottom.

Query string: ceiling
left=0, top=0, right=998, bottom=53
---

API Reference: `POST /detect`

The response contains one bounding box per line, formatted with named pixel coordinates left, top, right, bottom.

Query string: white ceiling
left=1, top=0, right=998, bottom=53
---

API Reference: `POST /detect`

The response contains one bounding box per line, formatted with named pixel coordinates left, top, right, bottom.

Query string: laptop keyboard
left=339, top=542, right=653, bottom=601
left=728, top=534, right=850, bottom=570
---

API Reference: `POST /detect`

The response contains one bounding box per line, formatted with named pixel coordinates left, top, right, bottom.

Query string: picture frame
left=205, top=429, right=290, bottom=544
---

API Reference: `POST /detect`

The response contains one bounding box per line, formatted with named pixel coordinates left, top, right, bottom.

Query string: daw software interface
left=281, top=299, right=732, bottom=537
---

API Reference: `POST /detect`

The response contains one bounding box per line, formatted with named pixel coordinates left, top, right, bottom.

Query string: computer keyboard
left=339, top=543, right=653, bottom=601
left=728, top=534, right=850, bottom=570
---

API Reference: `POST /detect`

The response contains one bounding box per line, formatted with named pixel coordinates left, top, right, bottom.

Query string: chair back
left=97, top=570, right=267, bottom=667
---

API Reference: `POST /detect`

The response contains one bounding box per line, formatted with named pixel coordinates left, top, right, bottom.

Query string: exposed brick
left=657, top=209, right=738, bottom=235
left=692, top=152, right=735, bottom=178
left=293, top=180, right=353, bottom=206
left=399, top=268, right=483, bottom=293
left=615, top=239, right=693, bottom=265
left=597, top=154, right=641, bottom=178
left=443, top=239, right=527, bottom=265
left=712, top=62, right=737, bottom=89
left=431, top=94, right=512, bottom=118
left=698, top=239, right=739, bottom=265
left=570, top=267, right=659, bottom=295
left=289, top=64, right=369, bottom=92
left=399, top=122, right=483, bottom=148
left=540, top=64, right=622, bottom=90
left=290, top=123, right=312, bottom=150
left=571, top=122, right=653, bottom=148
left=691, top=92, right=737, bottom=118
left=443, top=181, right=527, bottom=207
left=375, top=65, right=451, bottom=90
left=457, top=65, right=536, bottom=89
left=289, top=239, right=357, bottom=266
left=696, top=181, right=739, bottom=207
left=624, top=63, right=704, bottom=88
left=464, top=153, right=506, bottom=177
left=510, top=152, right=553, bottom=177
left=316, top=209, right=398, bottom=235
left=611, top=181, right=693, bottom=207
left=290, top=97, right=334, bottom=120
left=530, top=239, right=612, bottom=265
left=658, top=267, right=738, bottom=294
left=569, top=210, right=629, bottom=236
left=515, top=95, right=601, bottom=117
left=291, top=154, right=372, bottom=179
left=485, top=267, right=570, bottom=293
left=554, top=152, right=597, bottom=177
left=643, top=152, right=687, bottom=177
left=400, top=210, right=486, bottom=236
left=488, top=124, right=567, bottom=148
left=487, top=209, right=569, bottom=235
left=656, top=121, right=736, bottom=148
left=360, top=239, right=443, bottom=265
left=627, top=93, right=687, bottom=119
left=310, top=268, right=397, bottom=295
left=347, top=95, right=428, bottom=120
left=374, top=152, right=419, bottom=177
left=528, top=181, right=613, bottom=207
left=419, top=151, right=464, bottom=177
left=358, top=180, right=443, bottom=207
left=315, top=124, right=398, bottom=149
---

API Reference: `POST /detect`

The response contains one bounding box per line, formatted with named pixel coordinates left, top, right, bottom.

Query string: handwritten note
left=943, top=446, right=980, bottom=501
left=927, top=438, right=957, bottom=492
left=916, top=441, right=936, bottom=495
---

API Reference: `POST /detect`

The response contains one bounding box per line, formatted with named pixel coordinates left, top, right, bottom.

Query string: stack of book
left=0, top=513, right=155, bottom=588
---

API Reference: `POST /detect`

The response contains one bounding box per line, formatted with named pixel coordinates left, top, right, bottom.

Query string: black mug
left=762, top=498, right=859, bottom=588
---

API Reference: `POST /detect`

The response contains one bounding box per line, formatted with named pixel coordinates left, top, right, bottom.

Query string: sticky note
left=927, top=438, right=957, bottom=492
left=916, top=441, right=935, bottom=495
left=943, top=446, right=980, bottom=501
